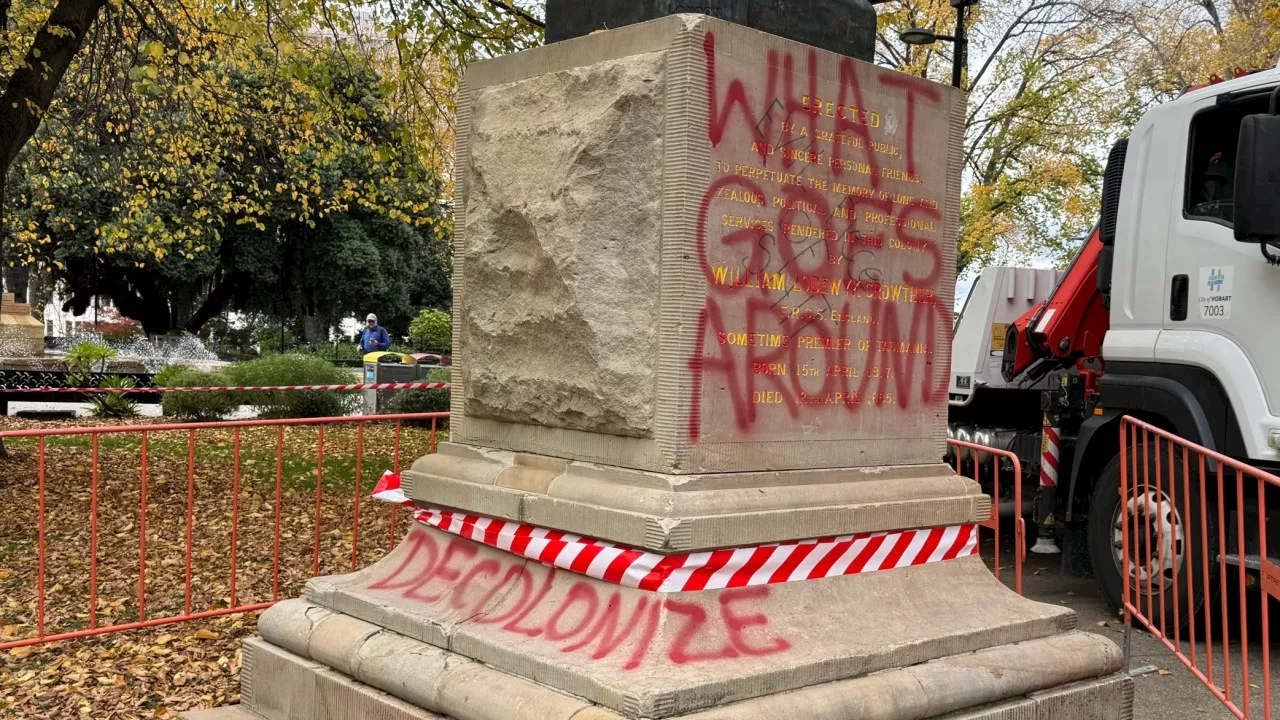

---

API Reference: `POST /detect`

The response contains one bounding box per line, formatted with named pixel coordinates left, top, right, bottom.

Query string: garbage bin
left=362, top=352, right=418, bottom=413
left=362, top=358, right=378, bottom=414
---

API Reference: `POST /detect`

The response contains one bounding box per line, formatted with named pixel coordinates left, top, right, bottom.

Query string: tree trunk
left=0, top=0, right=106, bottom=175
left=27, top=266, right=47, bottom=321
left=0, top=173, right=5, bottom=317
left=184, top=274, right=238, bottom=335
left=0, top=176, right=6, bottom=459
left=302, top=315, right=328, bottom=344
left=86, top=276, right=172, bottom=336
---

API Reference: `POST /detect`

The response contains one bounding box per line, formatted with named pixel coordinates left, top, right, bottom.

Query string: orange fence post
left=1235, top=469, right=1250, bottom=719
left=1258, top=476, right=1275, bottom=720
left=230, top=428, right=241, bottom=609
left=274, top=426, right=284, bottom=601
left=185, top=430, right=196, bottom=616
left=89, top=433, right=99, bottom=630
left=1200, top=453, right=1214, bottom=688
left=1217, top=461, right=1231, bottom=707
left=314, top=425, right=325, bottom=577
left=392, top=420, right=403, bottom=548
left=1181, top=446, right=1196, bottom=673
left=353, top=423, right=364, bottom=571
left=139, top=431, right=149, bottom=622
left=36, top=437, right=46, bottom=638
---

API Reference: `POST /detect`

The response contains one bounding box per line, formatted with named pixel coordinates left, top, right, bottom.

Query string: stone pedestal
left=545, top=0, right=878, bottom=61
left=0, top=294, right=44, bottom=357
left=192, top=14, right=1130, bottom=720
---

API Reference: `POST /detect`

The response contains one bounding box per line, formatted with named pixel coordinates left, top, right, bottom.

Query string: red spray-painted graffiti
left=689, top=32, right=955, bottom=442
left=365, top=527, right=791, bottom=669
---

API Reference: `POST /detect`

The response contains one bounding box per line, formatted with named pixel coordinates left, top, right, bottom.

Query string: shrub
left=258, top=326, right=297, bottom=355
left=408, top=309, right=451, bottom=352
left=64, top=340, right=117, bottom=386
left=152, top=364, right=186, bottom=386
left=387, top=367, right=451, bottom=424
left=228, top=354, right=359, bottom=418
left=88, top=376, right=140, bottom=418
left=157, top=365, right=240, bottom=421
left=93, top=320, right=143, bottom=342
left=292, top=342, right=365, bottom=365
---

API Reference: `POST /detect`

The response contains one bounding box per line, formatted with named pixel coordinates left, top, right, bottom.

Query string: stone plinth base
left=182, top=640, right=1131, bottom=720
left=189, top=522, right=1131, bottom=720
left=405, top=444, right=990, bottom=552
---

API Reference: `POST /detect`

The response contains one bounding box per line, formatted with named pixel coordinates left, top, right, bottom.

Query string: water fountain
left=0, top=293, right=222, bottom=401
left=45, top=333, right=223, bottom=374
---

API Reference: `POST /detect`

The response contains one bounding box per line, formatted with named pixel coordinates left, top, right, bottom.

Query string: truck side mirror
left=1234, top=88, right=1280, bottom=243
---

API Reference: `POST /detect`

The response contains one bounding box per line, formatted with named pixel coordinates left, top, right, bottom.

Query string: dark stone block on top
left=544, top=0, right=877, bottom=61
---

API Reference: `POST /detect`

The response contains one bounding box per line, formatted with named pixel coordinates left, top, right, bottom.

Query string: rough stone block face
left=453, top=15, right=964, bottom=474
left=463, top=52, right=666, bottom=439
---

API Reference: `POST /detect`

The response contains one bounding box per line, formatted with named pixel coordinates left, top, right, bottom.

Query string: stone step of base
left=180, top=707, right=262, bottom=720
left=233, top=631, right=1132, bottom=720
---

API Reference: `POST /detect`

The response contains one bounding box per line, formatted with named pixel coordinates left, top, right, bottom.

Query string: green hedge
left=157, top=354, right=359, bottom=420
left=156, top=366, right=240, bottom=421
left=229, top=354, right=360, bottom=418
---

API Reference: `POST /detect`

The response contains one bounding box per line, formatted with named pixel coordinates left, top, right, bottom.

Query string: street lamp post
left=895, top=0, right=975, bottom=89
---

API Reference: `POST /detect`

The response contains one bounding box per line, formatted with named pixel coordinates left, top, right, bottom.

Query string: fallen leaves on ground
left=0, top=415, right=442, bottom=718
left=1, top=618, right=252, bottom=718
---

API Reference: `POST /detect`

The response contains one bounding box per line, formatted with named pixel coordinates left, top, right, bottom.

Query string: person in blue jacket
left=358, top=313, right=391, bottom=353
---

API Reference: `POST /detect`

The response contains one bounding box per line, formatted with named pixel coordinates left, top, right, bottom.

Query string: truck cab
left=1104, top=64, right=1280, bottom=464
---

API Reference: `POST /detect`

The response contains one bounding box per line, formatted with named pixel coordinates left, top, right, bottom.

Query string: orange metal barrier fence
left=0, top=419, right=1019, bottom=653
left=0, top=412, right=448, bottom=651
left=948, top=438, right=1025, bottom=595
left=1120, top=416, right=1277, bottom=719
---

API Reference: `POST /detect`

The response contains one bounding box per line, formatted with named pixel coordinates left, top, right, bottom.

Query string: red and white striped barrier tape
left=372, top=471, right=978, bottom=593
left=11, top=382, right=450, bottom=394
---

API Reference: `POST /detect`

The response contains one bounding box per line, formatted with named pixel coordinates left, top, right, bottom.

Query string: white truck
left=947, top=63, right=1280, bottom=630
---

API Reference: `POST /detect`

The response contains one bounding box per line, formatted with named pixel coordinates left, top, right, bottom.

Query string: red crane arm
left=1001, top=227, right=1111, bottom=383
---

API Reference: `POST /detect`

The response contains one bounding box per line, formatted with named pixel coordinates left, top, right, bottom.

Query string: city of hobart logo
left=1207, top=268, right=1225, bottom=292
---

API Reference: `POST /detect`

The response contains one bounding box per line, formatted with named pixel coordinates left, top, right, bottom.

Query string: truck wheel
left=1087, top=444, right=1217, bottom=633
